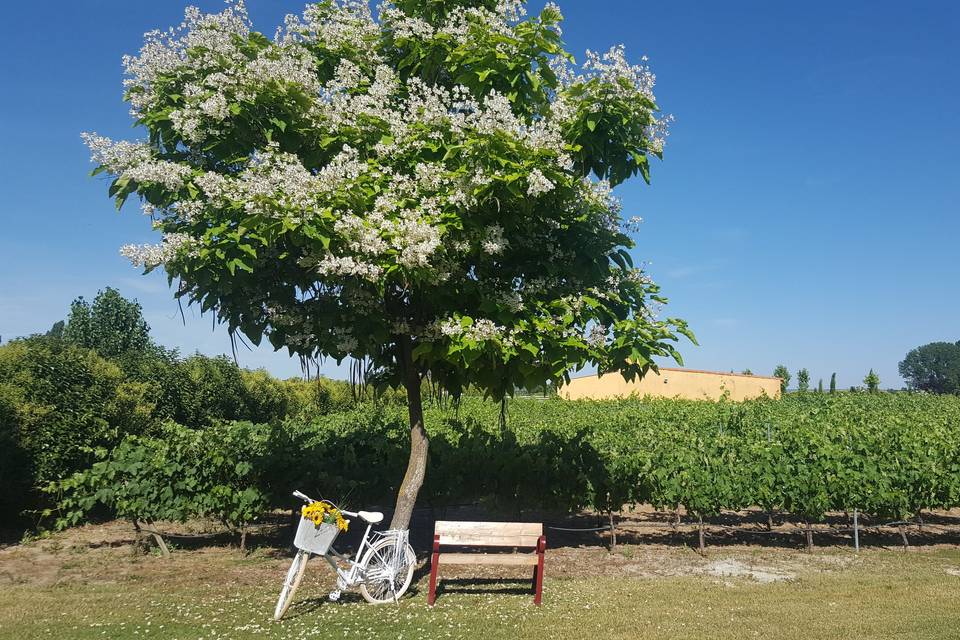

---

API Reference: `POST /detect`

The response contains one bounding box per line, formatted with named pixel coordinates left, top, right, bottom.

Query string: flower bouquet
left=294, top=501, right=350, bottom=555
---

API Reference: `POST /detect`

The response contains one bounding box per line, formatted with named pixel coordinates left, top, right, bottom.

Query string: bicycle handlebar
left=291, top=490, right=358, bottom=518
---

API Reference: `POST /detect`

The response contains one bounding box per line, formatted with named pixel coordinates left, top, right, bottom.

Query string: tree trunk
left=132, top=520, right=146, bottom=556
left=898, top=524, right=909, bottom=551
left=388, top=337, right=429, bottom=531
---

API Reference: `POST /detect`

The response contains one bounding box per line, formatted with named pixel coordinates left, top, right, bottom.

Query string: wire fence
left=545, top=510, right=960, bottom=554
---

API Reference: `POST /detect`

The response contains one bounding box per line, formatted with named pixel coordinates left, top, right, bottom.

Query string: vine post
left=697, top=514, right=706, bottom=556
left=853, top=509, right=860, bottom=552
left=608, top=506, right=617, bottom=553
left=897, top=524, right=910, bottom=551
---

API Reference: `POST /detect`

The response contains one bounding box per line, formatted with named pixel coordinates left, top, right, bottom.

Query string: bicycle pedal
left=328, top=590, right=341, bottom=602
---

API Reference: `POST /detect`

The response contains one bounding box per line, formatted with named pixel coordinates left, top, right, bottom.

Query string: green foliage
left=62, top=288, right=152, bottom=359
left=773, top=365, right=790, bottom=394
left=797, top=368, right=810, bottom=392
left=49, top=393, right=960, bottom=530
left=0, top=383, right=32, bottom=518
left=864, top=369, right=880, bottom=393
left=830, top=372, right=837, bottom=394
left=88, top=0, right=693, bottom=402
left=48, top=422, right=271, bottom=531
left=899, top=341, right=960, bottom=394
left=168, top=354, right=250, bottom=427
left=0, top=337, right=155, bottom=493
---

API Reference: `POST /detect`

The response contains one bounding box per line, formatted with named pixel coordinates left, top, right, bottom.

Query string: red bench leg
left=533, top=535, right=545, bottom=605
left=427, top=534, right=440, bottom=606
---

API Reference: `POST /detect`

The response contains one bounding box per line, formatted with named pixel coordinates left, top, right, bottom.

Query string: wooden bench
left=427, top=521, right=546, bottom=606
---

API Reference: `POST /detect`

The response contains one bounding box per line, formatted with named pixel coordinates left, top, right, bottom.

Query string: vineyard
left=48, top=392, right=960, bottom=552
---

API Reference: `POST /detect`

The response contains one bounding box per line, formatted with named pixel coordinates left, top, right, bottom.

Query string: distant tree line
left=764, top=339, right=960, bottom=396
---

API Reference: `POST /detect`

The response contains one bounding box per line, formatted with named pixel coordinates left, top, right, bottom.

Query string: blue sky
left=1, top=1, right=957, bottom=388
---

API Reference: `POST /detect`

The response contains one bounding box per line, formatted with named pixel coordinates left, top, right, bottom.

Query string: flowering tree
left=84, top=0, right=692, bottom=529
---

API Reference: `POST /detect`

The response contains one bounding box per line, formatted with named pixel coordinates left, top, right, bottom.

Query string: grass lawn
left=1, top=526, right=959, bottom=640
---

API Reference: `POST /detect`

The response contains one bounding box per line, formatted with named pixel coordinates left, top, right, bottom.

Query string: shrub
left=0, top=338, right=154, bottom=505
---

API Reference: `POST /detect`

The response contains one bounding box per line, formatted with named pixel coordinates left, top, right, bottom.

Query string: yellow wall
left=561, top=367, right=781, bottom=402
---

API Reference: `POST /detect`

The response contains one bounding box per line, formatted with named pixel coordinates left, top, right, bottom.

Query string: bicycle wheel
left=359, top=537, right=416, bottom=604
left=274, top=549, right=310, bottom=620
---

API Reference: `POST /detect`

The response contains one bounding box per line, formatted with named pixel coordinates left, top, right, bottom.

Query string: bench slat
left=438, top=552, right=539, bottom=566
left=435, top=521, right=542, bottom=547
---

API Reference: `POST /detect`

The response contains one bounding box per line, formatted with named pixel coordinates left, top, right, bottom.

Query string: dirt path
left=4, top=517, right=959, bottom=591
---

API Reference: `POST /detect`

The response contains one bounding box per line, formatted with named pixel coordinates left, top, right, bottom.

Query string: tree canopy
left=84, top=0, right=691, bottom=400
left=773, top=364, right=790, bottom=394
left=899, top=342, right=960, bottom=394
left=62, top=288, right=152, bottom=359
left=84, top=0, right=693, bottom=528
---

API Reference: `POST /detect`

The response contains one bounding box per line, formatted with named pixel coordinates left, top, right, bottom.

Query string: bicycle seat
left=358, top=511, right=384, bottom=524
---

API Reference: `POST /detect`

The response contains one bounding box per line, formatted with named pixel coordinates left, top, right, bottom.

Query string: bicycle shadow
left=280, top=592, right=366, bottom=619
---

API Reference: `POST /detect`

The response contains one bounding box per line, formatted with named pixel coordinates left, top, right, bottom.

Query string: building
left=561, top=367, right=782, bottom=402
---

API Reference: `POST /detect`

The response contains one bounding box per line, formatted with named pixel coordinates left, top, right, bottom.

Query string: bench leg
left=534, top=535, right=545, bottom=606
left=428, top=535, right=440, bottom=606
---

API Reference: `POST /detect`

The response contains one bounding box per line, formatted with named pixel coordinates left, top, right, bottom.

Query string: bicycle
left=274, top=490, right=416, bottom=620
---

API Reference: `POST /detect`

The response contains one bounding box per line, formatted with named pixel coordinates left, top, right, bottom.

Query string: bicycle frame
left=292, top=490, right=404, bottom=592
left=322, top=519, right=375, bottom=590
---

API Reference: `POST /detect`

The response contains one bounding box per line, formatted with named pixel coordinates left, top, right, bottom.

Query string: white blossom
left=482, top=225, right=508, bottom=255
left=646, top=114, right=674, bottom=154
left=585, top=323, right=607, bottom=348
left=82, top=132, right=192, bottom=190
left=316, top=254, right=383, bottom=281
left=119, top=232, right=192, bottom=268
left=496, top=0, right=527, bottom=22
left=122, top=1, right=251, bottom=113
left=526, top=168, right=555, bottom=196
left=623, top=215, right=644, bottom=233
left=583, top=45, right=657, bottom=100
left=431, top=316, right=505, bottom=343
left=81, top=133, right=152, bottom=171
left=391, top=212, right=442, bottom=268
left=380, top=5, right=435, bottom=40
left=332, top=326, right=358, bottom=352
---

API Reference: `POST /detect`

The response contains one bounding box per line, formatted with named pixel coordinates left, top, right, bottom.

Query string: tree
left=46, top=320, right=65, bottom=339
left=0, top=337, right=154, bottom=500
left=797, top=368, right=810, bottom=392
left=773, top=365, right=790, bottom=395
left=898, top=342, right=960, bottom=394
left=741, top=368, right=753, bottom=376
left=84, top=1, right=692, bottom=529
left=864, top=369, right=880, bottom=393
left=817, top=378, right=823, bottom=393
left=62, top=288, right=152, bottom=358
left=829, top=372, right=836, bottom=394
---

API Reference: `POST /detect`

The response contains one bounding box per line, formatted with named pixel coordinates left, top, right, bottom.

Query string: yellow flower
left=301, top=501, right=349, bottom=532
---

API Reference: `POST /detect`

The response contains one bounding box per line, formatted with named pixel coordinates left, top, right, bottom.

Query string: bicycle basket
left=294, top=518, right=340, bottom=555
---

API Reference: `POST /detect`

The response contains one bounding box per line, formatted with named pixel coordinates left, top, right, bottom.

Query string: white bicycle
left=274, top=490, right=416, bottom=620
